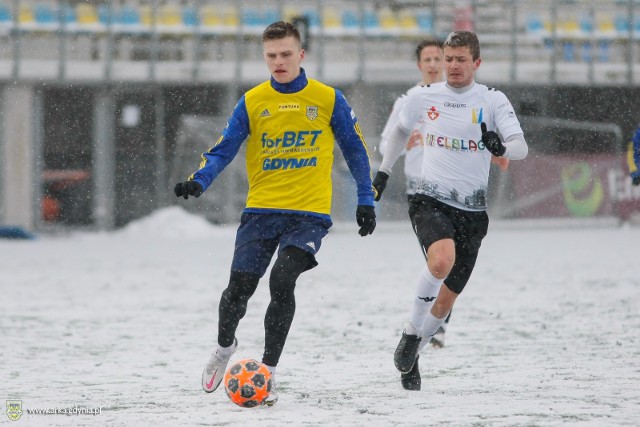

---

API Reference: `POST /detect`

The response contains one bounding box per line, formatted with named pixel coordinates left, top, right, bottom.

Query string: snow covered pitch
left=2, top=207, right=638, bottom=426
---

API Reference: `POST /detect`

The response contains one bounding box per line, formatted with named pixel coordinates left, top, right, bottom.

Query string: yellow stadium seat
left=398, top=10, right=418, bottom=31
left=139, top=5, right=152, bottom=27
left=19, top=5, right=34, bottom=24
left=221, top=7, right=239, bottom=27
left=200, top=5, right=222, bottom=27
left=159, top=5, right=182, bottom=27
left=76, top=4, right=99, bottom=25
left=322, top=8, right=340, bottom=29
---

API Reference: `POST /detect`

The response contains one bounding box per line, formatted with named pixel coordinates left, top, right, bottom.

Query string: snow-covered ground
left=2, top=207, right=639, bottom=426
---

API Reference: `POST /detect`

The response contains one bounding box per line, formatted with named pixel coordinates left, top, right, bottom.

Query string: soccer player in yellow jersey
left=174, top=21, right=376, bottom=406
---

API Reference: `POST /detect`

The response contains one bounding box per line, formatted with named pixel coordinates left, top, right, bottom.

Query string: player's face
left=263, top=36, right=305, bottom=84
left=444, top=46, right=481, bottom=88
left=417, top=45, right=444, bottom=85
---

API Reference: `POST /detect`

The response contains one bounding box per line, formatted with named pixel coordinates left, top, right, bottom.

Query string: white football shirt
left=399, top=81, right=523, bottom=211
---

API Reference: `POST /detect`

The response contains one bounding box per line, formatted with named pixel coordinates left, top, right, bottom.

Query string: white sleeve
left=503, top=133, right=528, bottom=160
left=379, top=90, right=423, bottom=174
left=398, top=91, right=423, bottom=131
left=379, top=125, right=412, bottom=175
left=379, top=96, right=407, bottom=156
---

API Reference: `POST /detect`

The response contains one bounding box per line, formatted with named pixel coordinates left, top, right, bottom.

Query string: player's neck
left=446, top=80, right=475, bottom=94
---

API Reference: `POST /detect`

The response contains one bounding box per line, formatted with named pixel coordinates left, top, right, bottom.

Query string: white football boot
left=262, top=377, right=278, bottom=406
left=201, top=338, right=237, bottom=393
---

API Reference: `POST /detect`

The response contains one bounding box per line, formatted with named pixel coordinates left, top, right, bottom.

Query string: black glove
left=633, top=176, right=640, bottom=186
left=356, top=205, right=376, bottom=236
left=372, top=171, right=389, bottom=202
left=174, top=181, right=203, bottom=199
left=481, top=122, right=506, bottom=157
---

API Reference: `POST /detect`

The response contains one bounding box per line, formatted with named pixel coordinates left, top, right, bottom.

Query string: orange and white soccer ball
left=223, top=359, right=272, bottom=408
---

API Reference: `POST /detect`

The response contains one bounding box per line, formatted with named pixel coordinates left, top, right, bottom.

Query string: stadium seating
left=0, top=0, right=637, bottom=67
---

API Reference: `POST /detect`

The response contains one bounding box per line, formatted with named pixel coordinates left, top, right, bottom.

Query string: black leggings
left=217, top=246, right=312, bottom=367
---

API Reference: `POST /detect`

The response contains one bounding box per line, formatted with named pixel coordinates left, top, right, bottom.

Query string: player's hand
left=356, top=205, right=376, bottom=236
left=491, top=156, right=510, bottom=171
left=633, top=175, right=640, bottom=186
left=481, top=122, right=506, bottom=157
left=372, top=171, right=389, bottom=202
left=406, top=130, right=422, bottom=150
left=174, top=181, right=203, bottom=199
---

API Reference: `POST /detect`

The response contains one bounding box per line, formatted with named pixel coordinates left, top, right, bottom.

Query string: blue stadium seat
left=363, top=10, right=379, bottom=29
left=118, top=6, right=140, bottom=26
left=416, top=11, right=433, bottom=33
left=97, top=5, right=113, bottom=26
left=525, top=13, right=544, bottom=35
left=579, top=15, right=593, bottom=34
left=598, top=40, right=610, bottom=62
left=34, top=3, right=58, bottom=31
left=0, top=3, right=11, bottom=24
left=342, top=10, right=359, bottom=29
left=242, top=9, right=261, bottom=27
left=0, top=3, right=11, bottom=35
left=303, top=10, right=320, bottom=28
left=581, top=41, right=592, bottom=62
left=562, top=41, right=576, bottom=62
left=615, top=15, right=629, bottom=33
left=116, top=5, right=146, bottom=34
left=262, top=9, right=280, bottom=26
left=183, top=7, right=198, bottom=27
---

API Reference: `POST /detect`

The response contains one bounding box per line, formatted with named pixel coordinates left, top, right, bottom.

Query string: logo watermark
left=6, top=400, right=102, bottom=421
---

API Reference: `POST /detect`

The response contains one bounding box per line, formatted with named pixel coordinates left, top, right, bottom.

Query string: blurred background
left=0, top=0, right=639, bottom=234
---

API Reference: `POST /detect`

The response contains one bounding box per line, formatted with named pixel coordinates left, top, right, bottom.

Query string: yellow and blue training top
left=189, top=68, right=374, bottom=220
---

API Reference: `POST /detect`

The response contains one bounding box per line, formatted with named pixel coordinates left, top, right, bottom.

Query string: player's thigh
left=278, top=216, right=332, bottom=272
left=446, top=210, right=489, bottom=294
left=231, top=214, right=281, bottom=277
left=409, top=195, right=455, bottom=253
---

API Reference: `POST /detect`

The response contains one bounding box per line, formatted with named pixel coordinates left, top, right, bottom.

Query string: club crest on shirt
left=306, top=106, right=318, bottom=121
left=427, top=106, right=439, bottom=120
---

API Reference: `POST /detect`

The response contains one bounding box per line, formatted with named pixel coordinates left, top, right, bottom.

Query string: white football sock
left=421, top=312, right=448, bottom=341
left=417, top=312, right=449, bottom=352
left=407, top=266, right=444, bottom=336
left=265, top=365, right=276, bottom=376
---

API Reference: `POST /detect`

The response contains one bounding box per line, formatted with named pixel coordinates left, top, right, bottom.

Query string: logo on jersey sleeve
left=427, top=106, right=439, bottom=120
left=471, top=108, right=483, bottom=123
left=306, top=106, right=318, bottom=121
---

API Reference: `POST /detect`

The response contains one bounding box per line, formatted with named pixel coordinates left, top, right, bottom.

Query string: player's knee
left=271, top=247, right=312, bottom=280
left=428, top=255, right=454, bottom=279
left=226, top=270, right=260, bottom=301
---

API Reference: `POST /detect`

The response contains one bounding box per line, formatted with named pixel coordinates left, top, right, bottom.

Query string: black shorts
left=408, top=195, right=489, bottom=294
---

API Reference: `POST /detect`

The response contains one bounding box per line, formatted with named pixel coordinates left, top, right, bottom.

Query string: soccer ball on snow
left=224, top=358, right=272, bottom=408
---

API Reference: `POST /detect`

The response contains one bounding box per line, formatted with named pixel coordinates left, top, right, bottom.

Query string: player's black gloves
left=481, top=122, right=506, bottom=157
left=356, top=205, right=376, bottom=236
left=633, top=176, right=640, bottom=186
left=174, top=181, right=203, bottom=199
left=372, top=171, right=389, bottom=202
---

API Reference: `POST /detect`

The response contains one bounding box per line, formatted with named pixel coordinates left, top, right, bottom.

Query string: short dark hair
left=262, top=21, right=301, bottom=45
left=415, top=38, right=444, bottom=61
left=444, top=31, right=480, bottom=60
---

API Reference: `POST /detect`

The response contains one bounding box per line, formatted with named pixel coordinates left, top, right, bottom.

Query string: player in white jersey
left=380, top=39, right=444, bottom=196
left=372, top=31, right=528, bottom=390
left=380, top=39, right=455, bottom=356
